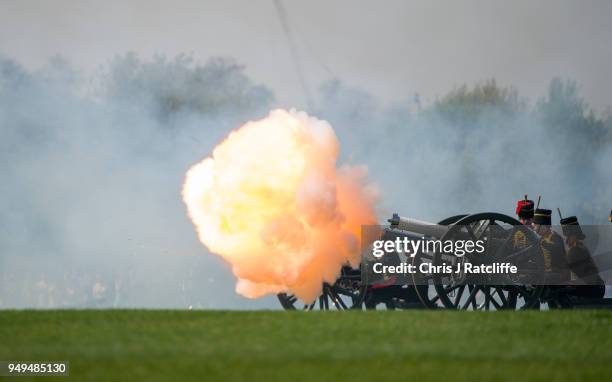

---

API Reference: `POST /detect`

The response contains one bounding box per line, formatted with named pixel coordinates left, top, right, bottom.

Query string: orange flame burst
left=182, top=109, right=377, bottom=303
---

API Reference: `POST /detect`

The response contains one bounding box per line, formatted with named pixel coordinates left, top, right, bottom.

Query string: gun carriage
left=277, top=212, right=546, bottom=310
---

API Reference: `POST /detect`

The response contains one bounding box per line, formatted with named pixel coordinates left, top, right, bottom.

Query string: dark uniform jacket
left=567, top=243, right=604, bottom=285
left=539, top=230, right=569, bottom=283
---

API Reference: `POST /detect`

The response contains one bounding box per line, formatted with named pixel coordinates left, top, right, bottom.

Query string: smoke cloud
left=0, top=54, right=276, bottom=309
left=1, top=54, right=611, bottom=309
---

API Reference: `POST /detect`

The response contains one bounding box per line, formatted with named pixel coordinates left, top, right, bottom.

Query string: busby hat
left=560, top=216, right=585, bottom=239
left=533, top=208, right=552, bottom=225
left=516, top=199, right=535, bottom=219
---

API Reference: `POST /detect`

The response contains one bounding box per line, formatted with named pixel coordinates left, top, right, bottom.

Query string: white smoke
left=1, top=55, right=610, bottom=309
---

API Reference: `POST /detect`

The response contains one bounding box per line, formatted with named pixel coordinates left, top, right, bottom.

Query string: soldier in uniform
left=560, top=215, right=605, bottom=298
left=534, top=208, right=570, bottom=284
left=513, top=197, right=535, bottom=249
left=507, top=197, right=539, bottom=307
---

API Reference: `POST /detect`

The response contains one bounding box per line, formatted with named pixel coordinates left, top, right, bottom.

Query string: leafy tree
left=536, top=78, right=609, bottom=149
left=432, top=79, right=526, bottom=128
left=103, top=53, right=274, bottom=121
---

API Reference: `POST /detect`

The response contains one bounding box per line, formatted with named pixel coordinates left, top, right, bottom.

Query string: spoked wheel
left=428, top=213, right=543, bottom=310
left=277, top=266, right=364, bottom=310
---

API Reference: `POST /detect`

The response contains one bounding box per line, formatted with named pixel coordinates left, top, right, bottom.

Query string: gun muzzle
left=388, top=213, right=449, bottom=239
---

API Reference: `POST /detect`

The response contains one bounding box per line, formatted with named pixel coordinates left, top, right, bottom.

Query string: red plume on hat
left=516, top=196, right=535, bottom=219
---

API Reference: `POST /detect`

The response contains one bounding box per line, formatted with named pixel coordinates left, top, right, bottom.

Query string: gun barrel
left=387, top=213, right=449, bottom=239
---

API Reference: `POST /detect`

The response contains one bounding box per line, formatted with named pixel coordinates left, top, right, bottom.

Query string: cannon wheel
left=418, top=213, right=544, bottom=310
left=436, top=213, right=543, bottom=310
left=277, top=266, right=364, bottom=310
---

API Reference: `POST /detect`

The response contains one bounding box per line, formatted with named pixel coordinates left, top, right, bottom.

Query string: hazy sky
left=1, top=0, right=612, bottom=111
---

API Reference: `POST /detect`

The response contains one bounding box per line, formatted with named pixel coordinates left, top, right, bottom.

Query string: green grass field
left=1, top=310, right=611, bottom=381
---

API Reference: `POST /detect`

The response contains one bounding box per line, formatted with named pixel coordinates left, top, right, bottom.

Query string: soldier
left=513, top=196, right=535, bottom=249
left=505, top=197, right=539, bottom=308
left=533, top=208, right=570, bottom=284
left=560, top=216, right=605, bottom=298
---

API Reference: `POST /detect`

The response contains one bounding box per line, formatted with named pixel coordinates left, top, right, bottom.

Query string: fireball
left=182, top=109, right=377, bottom=303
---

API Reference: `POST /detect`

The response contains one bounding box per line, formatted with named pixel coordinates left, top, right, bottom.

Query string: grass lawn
left=1, top=310, right=611, bottom=381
